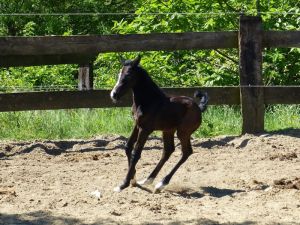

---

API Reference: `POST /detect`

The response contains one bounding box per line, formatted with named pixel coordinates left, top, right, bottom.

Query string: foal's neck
left=132, top=67, right=166, bottom=107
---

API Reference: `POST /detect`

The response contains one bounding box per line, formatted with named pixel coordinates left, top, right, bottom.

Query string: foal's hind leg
left=154, top=132, right=193, bottom=193
left=138, top=130, right=175, bottom=185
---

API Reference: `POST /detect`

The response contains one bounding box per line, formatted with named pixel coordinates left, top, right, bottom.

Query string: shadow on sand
left=0, top=210, right=261, bottom=225
left=265, top=128, right=300, bottom=139
left=200, top=186, right=245, bottom=198
left=1, top=210, right=298, bottom=225
left=194, top=128, right=300, bottom=150
left=0, top=136, right=126, bottom=158
left=193, top=136, right=236, bottom=149
left=0, top=136, right=167, bottom=159
left=166, top=186, right=245, bottom=200
left=1, top=128, right=299, bottom=159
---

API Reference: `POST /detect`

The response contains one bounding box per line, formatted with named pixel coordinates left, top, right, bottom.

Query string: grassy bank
left=0, top=105, right=299, bottom=141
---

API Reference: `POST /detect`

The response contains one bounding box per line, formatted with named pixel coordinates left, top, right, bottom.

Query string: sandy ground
left=0, top=130, right=300, bottom=225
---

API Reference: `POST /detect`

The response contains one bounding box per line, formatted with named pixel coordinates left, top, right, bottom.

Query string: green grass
left=0, top=108, right=133, bottom=140
left=265, top=105, right=300, bottom=132
left=0, top=105, right=299, bottom=140
left=195, top=106, right=242, bottom=137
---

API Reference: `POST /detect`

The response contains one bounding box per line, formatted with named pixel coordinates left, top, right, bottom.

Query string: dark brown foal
left=110, top=55, right=208, bottom=193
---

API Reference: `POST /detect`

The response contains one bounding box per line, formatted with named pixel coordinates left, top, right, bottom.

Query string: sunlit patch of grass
left=265, top=105, right=300, bottom=132
left=0, top=108, right=133, bottom=140
left=0, top=105, right=299, bottom=141
left=194, top=106, right=242, bottom=138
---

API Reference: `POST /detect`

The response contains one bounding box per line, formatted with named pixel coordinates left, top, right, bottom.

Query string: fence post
left=239, top=16, right=264, bottom=134
left=78, top=63, right=93, bottom=90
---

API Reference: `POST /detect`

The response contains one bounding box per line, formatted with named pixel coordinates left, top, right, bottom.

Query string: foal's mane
left=133, top=65, right=166, bottom=99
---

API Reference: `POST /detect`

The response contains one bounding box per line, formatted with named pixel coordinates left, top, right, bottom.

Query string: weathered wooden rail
left=0, top=87, right=299, bottom=112
left=0, top=15, right=299, bottom=134
left=1, top=31, right=299, bottom=67
left=0, top=32, right=238, bottom=67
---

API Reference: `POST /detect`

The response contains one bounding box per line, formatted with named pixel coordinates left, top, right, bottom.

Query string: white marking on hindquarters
left=154, top=181, right=166, bottom=193
left=137, top=178, right=154, bottom=186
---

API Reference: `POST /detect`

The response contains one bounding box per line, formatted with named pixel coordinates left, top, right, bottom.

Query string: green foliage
left=0, top=1, right=299, bottom=98
left=109, top=0, right=241, bottom=87
left=22, top=21, right=37, bottom=36
left=104, top=0, right=299, bottom=87
left=263, top=48, right=300, bottom=85
left=0, top=65, right=77, bottom=91
left=0, top=0, right=135, bottom=36
left=261, top=4, right=300, bottom=85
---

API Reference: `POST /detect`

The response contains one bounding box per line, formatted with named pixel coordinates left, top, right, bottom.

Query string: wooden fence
left=0, top=15, right=299, bottom=134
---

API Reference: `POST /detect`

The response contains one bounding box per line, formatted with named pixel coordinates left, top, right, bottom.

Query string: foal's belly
left=134, top=113, right=180, bottom=131
left=134, top=100, right=201, bottom=131
left=159, top=99, right=202, bottom=131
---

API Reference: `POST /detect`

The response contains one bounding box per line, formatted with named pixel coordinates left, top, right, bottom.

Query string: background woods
left=0, top=0, right=299, bottom=89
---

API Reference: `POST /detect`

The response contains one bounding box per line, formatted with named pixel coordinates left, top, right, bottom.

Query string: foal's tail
left=194, top=90, right=208, bottom=113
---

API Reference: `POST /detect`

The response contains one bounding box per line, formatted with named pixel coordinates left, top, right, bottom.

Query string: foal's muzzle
left=110, top=90, right=120, bottom=103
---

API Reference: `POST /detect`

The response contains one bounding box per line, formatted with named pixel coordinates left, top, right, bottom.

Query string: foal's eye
left=123, top=75, right=132, bottom=81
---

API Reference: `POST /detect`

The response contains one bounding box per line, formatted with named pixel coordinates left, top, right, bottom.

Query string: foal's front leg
left=125, top=125, right=139, bottom=167
left=114, top=128, right=150, bottom=192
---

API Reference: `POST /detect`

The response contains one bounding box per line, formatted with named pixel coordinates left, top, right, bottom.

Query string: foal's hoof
left=114, top=184, right=128, bottom=192
left=137, top=178, right=154, bottom=186
left=154, top=181, right=166, bottom=193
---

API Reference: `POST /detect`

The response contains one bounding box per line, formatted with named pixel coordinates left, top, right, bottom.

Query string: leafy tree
left=0, top=0, right=299, bottom=90
left=0, top=0, right=135, bottom=36
left=107, top=0, right=300, bottom=87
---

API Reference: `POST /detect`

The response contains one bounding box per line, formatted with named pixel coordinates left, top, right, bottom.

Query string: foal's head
left=110, top=55, right=141, bottom=102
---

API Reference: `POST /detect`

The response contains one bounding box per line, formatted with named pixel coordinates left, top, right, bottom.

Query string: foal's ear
left=131, top=55, right=141, bottom=67
left=119, top=55, right=126, bottom=65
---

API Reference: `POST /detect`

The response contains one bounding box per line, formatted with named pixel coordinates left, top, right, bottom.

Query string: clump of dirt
left=249, top=180, right=270, bottom=191
left=269, top=152, right=298, bottom=161
left=0, top=188, right=16, bottom=197
left=274, top=178, right=300, bottom=190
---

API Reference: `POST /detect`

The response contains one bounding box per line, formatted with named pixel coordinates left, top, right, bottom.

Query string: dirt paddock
left=0, top=131, right=299, bottom=225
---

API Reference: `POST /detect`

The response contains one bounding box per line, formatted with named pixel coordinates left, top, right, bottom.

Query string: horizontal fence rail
left=1, top=30, right=299, bottom=67
left=0, top=87, right=299, bottom=112
left=0, top=32, right=238, bottom=67
left=263, top=31, right=300, bottom=48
